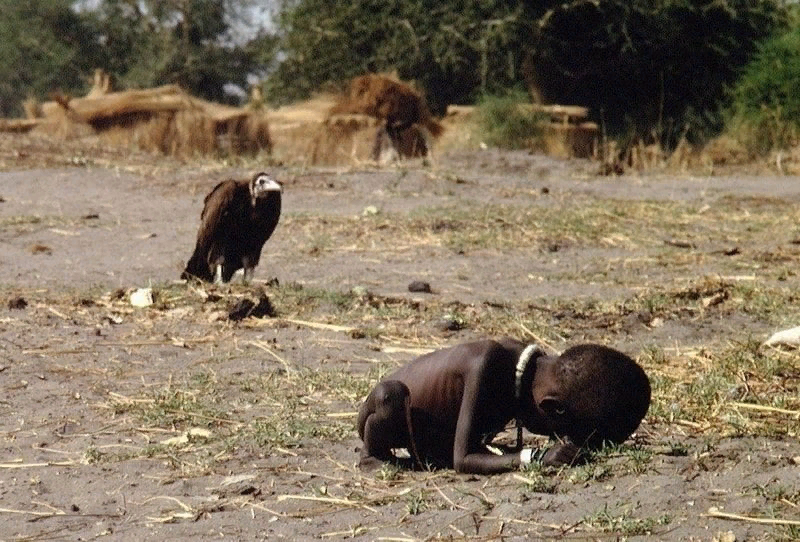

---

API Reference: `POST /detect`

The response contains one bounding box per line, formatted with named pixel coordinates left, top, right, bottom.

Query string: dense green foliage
left=0, top=0, right=103, bottom=116
left=267, top=0, right=787, bottom=145
left=87, top=0, right=269, bottom=103
left=0, top=0, right=793, bottom=151
left=726, top=25, right=800, bottom=153
left=264, top=0, right=537, bottom=114
left=474, top=91, right=545, bottom=150
left=0, top=0, right=273, bottom=116
left=525, top=0, right=787, bottom=145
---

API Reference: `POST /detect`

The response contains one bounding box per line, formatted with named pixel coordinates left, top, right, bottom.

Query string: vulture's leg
left=241, top=256, right=254, bottom=284
left=213, top=264, right=224, bottom=284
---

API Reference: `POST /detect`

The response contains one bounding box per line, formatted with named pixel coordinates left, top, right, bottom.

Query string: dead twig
left=704, top=507, right=800, bottom=526
left=664, top=239, right=696, bottom=249
left=276, top=494, right=378, bottom=513
left=517, top=321, right=560, bottom=352
left=432, top=482, right=469, bottom=510
left=282, top=318, right=355, bottom=333
left=0, top=507, right=63, bottom=517
left=248, top=340, right=295, bottom=374
left=0, top=461, right=75, bottom=469
left=730, top=402, right=799, bottom=418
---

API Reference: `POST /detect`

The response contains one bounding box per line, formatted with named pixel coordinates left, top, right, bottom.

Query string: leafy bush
left=725, top=26, right=800, bottom=154
left=267, top=0, right=787, bottom=149
left=522, top=0, right=787, bottom=148
left=474, top=91, right=546, bottom=150
left=0, top=0, right=102, bottom=116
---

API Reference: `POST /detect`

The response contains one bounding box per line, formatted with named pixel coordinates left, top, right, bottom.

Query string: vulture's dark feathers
left=182, top=172, right=282, bottom=283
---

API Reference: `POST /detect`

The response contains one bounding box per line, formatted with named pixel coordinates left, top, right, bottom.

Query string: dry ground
left=0, top=132, right=798, bottom=541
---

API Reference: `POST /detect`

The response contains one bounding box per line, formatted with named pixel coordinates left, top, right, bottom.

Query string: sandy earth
left=0, top=142, right=798, bottom=541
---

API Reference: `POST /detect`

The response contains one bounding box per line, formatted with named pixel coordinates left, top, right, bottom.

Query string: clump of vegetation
left=582, top=504, right=671, bottom=537
left=474, top=91, right=546, bottom=150
left=725, top=26, right=800, bottom=154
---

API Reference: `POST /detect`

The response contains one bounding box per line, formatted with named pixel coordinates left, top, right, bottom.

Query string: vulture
left=182, top=172, right=282, bottom=283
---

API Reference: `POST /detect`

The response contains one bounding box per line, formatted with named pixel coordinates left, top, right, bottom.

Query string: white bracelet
left=519, top=448, right=534, bottom=466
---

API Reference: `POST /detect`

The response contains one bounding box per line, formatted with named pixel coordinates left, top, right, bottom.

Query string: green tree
left=523, top=0, right=787, bottom=145
left=265, top=0, right=786, bottom=145
left=90, top=0, right=265, bottom=103
left=265, top=0, right=542, bottom=113
left=726, top=23, right=800, bottom=153
left=0, top=0, right=102, bottom=116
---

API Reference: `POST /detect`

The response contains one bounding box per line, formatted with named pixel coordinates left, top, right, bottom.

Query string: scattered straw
left=320, top=529, right=368, bottom=538
left=46, top=307, right=69, bottom=320
left=381, top=346, right=433, bottom=355
left=23, top=337, right=217, bottom=355
left=0, top=507, right=64, bottom=517
left=432, top=482, right=468, bottom=511
left=276, top=494, right=378, bottom=513
left=325, top=411, right=357, bottom=418
left=138, top=495, right=193, bottom=511
left=245, top=502, right=314, bottom=519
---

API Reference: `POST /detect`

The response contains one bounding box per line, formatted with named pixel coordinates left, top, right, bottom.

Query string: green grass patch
left=281, top=195, right=800, bottom=257
left=473, top=91, right=548, bottom=150
left=643, top=340, right=799, bottom=438
left=582, top=504, right=671, bottom=536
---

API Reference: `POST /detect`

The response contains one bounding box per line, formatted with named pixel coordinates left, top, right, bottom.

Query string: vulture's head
left=249, top=172, right=282, bottom=202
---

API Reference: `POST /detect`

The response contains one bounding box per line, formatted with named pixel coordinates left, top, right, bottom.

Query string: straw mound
left=306, top=74, right=445, bottom=165
left=310, top=114, right=381, bottom=166
left=23, top=81, right=271, bottom=158
left=329, top=74, right=444, bottom=139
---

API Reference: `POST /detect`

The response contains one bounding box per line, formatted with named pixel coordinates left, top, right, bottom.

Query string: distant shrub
left=726, top=27, right=800, bottom=154
left=474, top=91, right=546, bottom=150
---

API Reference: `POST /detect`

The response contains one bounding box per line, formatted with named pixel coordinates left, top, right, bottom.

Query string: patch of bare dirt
left=1, top=137, right=798, bottom=540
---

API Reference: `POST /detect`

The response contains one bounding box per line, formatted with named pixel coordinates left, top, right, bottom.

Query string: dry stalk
left=282, top=318, right=356, bottom=333
left=248, top=340, right=295, bottom=374
left=730, top=402, right=799, bottom=418
left=276, top=494, right=379, bottom=513
left=705, top=507, right=800, bottom=526
left=0, top=461, right=75, bottom=469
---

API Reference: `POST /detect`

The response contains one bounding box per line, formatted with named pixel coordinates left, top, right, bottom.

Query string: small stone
left=349, top=328, right=367, bottom=339
left=408, top=281, right=432, bottom=293
left=130, top=288, right=154, bottom=307
left=7, top=296, right=27, bottom=310
left=434, top=316, right=465, bottom=332
left=228, top=299, right=255, bottom=321
left=228, top=293, right=275, bottom=321
left=649, top=317, right=664, bottom=328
